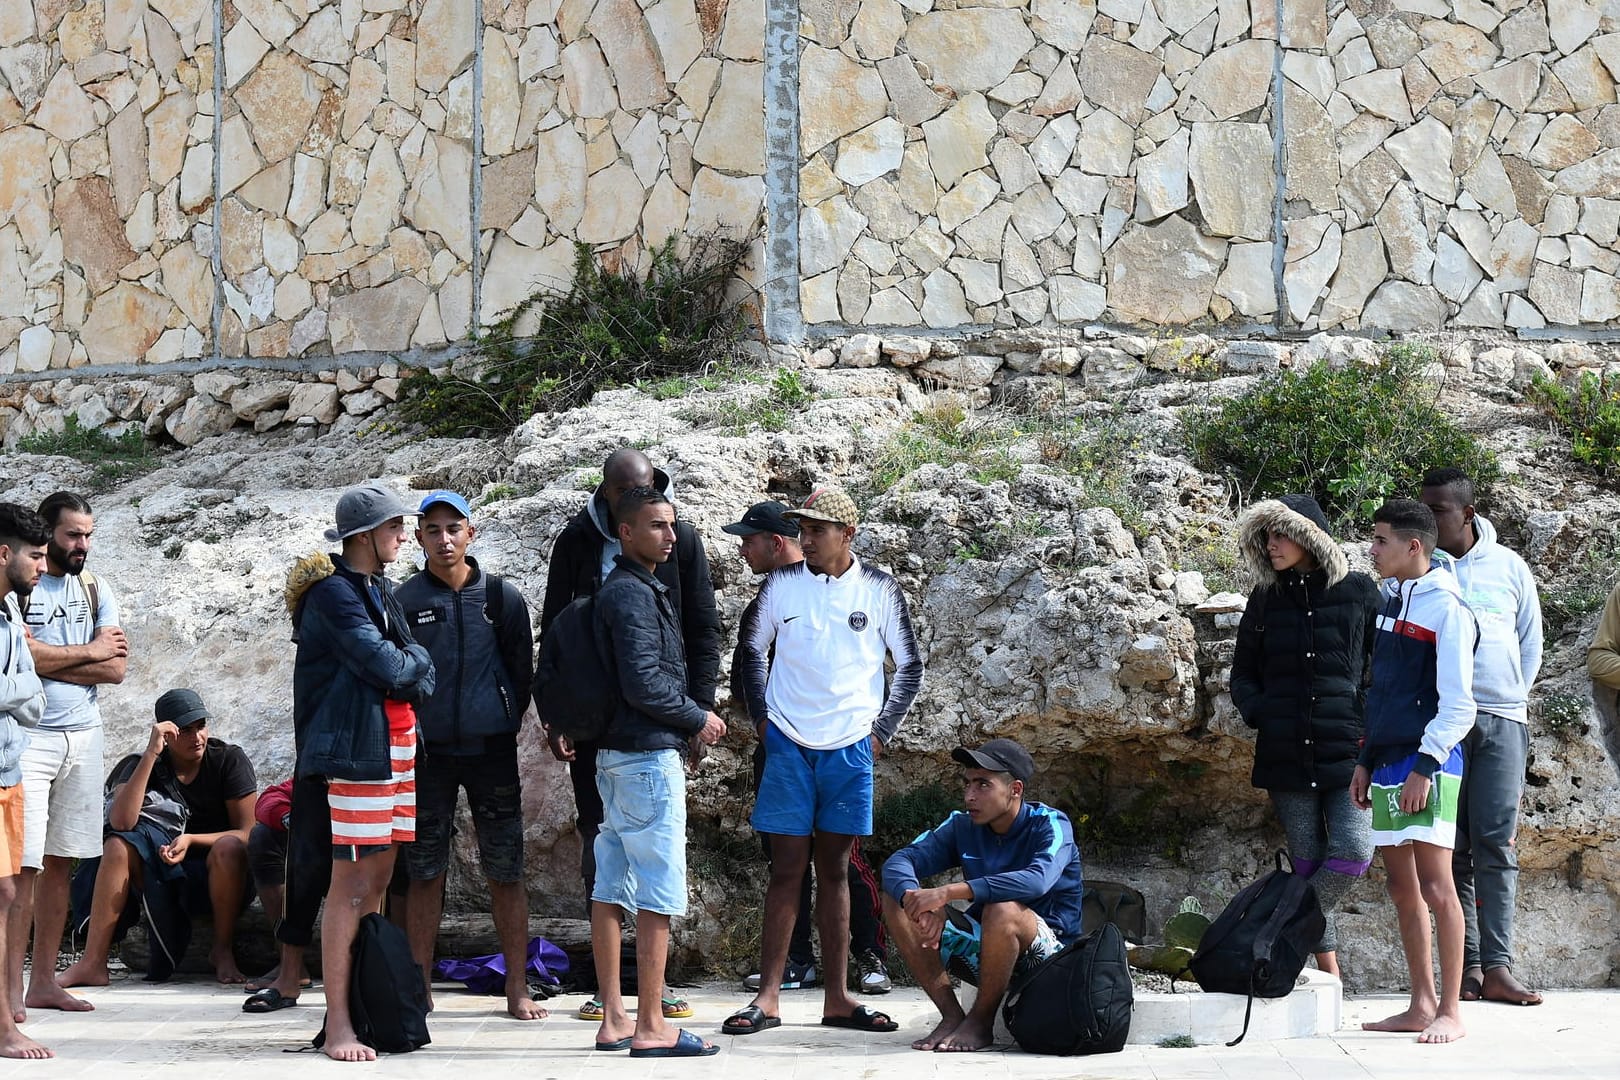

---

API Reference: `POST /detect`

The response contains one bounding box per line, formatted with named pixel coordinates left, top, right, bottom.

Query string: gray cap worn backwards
left=324, top=482, right=415, bottom=543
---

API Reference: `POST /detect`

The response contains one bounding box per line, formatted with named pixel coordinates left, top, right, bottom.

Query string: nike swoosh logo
left=784, top=615, right=801, bottom=623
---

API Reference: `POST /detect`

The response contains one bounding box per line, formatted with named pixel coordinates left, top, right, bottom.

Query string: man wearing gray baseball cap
left=280, top=482, right=436, bottom=1059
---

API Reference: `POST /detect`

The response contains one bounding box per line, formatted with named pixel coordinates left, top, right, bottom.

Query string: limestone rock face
left=1190, top=123, right=1275, bottom=241
left=327, top=278, right=430, bottom=353
left=1107, top=217, right=1227, bottom=324
left=905, top=11, right=1037, bottom=94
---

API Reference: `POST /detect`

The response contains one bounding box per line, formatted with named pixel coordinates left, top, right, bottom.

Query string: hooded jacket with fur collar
left=1231, top=498, right=1380, bottom=791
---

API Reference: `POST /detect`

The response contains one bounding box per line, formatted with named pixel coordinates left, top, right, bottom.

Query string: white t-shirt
left=8, top=572, right=121, bottom=732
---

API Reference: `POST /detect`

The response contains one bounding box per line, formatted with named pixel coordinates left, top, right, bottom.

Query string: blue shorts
left=591, top=749, right=687, bottom=916
left=751, top=723, right=873, bottom=837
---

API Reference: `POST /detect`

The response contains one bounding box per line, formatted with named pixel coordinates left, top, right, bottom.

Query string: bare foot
left=507, top=992, right=547, bottom=1020
left=23, top=982, right=94, bottom=1013
left=320, top=1036, right=377, bottom=1062
left=912, top=1017, right=960, bottom=1051
left=9, top=1009, right=19, bottom=1025
left=1460, top=966, right=1484, bottom=1001
left=1418, top=1014, right=1466, bottom=1044
left=211, top=948, right=246, bottom=985
left=1481, top=967, right=1542, bottom=1006
left=0, top=1031, right=54, bottom=1059
left=1362, top=1007, right=1434, bottom=1033
left=935, top=1016, right=994, bottom=1052
left=244, top=965, right=281, bottom=993
left=56, top=959, right=109, bottom=989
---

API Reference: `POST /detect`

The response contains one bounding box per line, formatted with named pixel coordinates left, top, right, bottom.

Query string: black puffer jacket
left=1229, top=497, right=1379, bottom=792
left=594, top=556, right=708, bottom=752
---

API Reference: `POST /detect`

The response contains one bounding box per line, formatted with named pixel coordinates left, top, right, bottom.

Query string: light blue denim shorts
left=592, top=748, right=688, bottom=916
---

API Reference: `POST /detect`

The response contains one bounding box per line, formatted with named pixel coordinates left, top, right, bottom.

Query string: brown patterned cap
left=783, top=488, right=859, bottom=527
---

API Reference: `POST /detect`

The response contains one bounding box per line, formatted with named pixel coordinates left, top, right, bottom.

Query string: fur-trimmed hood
left=1237, top=497, right=1349, bottom=587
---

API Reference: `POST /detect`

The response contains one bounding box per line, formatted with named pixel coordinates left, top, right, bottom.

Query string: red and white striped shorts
left=328, top=709, right=417, bottom=859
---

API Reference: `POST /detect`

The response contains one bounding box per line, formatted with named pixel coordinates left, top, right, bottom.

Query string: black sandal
left=722, top=1004, right=782, bottom=1035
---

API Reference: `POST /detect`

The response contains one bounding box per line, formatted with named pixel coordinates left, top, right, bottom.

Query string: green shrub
left=19, top=416, right=161, bottom=491
left=399, top=236, right=752, bottom=436
left=1538, top=691, right=1587, bottom=737
left=1529, top=370, right=1620, bottom=476
left=1183, top=346, right=1498, bottom=526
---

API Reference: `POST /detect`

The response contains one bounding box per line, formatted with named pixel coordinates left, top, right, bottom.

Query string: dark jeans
left=247, top=822, right=287, bottom=893
left=569, top=742, right=605, bottom=911
left=752, top=743, right=885, bottom=963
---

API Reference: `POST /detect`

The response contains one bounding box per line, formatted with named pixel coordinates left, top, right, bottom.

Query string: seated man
left=881, top=738, right=1083, bottom=1053
left=61, top=688, right=257, bottom=985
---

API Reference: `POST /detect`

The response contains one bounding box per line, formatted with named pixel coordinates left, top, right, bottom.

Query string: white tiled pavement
left=2, top=976, right=1616, bottom=1079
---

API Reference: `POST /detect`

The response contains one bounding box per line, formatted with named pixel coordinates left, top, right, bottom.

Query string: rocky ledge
left=1, top=344, right=1616, bottom=993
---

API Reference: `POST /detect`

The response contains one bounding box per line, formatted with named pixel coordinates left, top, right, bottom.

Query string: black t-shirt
left=109, top=738, right=258, bottom=837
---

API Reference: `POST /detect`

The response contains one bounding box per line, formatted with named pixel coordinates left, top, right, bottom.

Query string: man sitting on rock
left=61, top=688, right=258, bottom=986
left=881, top=738, right=1083, bottom=1053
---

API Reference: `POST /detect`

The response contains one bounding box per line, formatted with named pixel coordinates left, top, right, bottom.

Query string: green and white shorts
left=1369, top=747, right=1464, bottom=849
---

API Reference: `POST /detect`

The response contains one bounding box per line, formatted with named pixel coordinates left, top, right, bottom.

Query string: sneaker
left=741, top=958, right=821, bottom=992
left=855, top=951, right=892, bottom=994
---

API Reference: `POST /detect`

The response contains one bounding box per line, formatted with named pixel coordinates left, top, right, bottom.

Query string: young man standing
left=397, top=490, right=543, bottom=1021
left=1354, top=499, right=1476, bottom=1044
left=0, top=504, right=51, bottom=1059
left=724, top=501, right=890, bottom=996
left=727, top=489, right=923, bottom=1037
left=7, top=492, right=125, bottom=1018
left=882, top=738, right=1083, bottom=1053
left=1418, top=468, right=1543, bottom=1006
left=589, top=488, right=724, bottom=1058
left=286, top=483, right=436, bottom=1062
left=540, top=447, right=719, bottom=1021
left=60, top=688, right=257, bottom=987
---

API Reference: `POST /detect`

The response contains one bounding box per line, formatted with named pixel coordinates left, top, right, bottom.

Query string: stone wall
left=0, top=0, right=767, bottom=377
left=8, top=0, right=1620, bottom=373
left=794, top=0, right=1620, bottom=333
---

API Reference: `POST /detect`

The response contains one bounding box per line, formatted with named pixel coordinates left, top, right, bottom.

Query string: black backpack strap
left=1224, top=872, right=1312, bottom=1047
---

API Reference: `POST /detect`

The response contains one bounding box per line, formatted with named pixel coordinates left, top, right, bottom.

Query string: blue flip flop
left=594, top=1036, right=632, bottom=1051
left=628, top=1028, right=719, bottom=1058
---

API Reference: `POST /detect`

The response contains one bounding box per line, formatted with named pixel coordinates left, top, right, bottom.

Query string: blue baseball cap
left=418, top=490, right=472, bottom=519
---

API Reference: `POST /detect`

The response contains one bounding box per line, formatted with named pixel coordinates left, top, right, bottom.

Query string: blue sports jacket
left=882, top=801, right=1085, bottom=944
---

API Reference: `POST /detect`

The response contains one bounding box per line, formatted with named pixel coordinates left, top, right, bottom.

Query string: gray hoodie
left=0, top=613, right=44, bottom=786
left=1449, top=514, right=1541, bottom=724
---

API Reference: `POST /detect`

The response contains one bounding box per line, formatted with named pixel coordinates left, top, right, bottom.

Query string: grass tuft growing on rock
left=1183, top=344, right=1498, bottom=526
left=1529, top=370, right=1620, bottom=478
left=399, top=236, right=753, bottom=436
left=19, top=416, right=162, bottom=491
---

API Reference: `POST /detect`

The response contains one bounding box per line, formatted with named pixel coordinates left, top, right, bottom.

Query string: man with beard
left=5, top=492, right=126, bottom=1018
left=0, top=503, right=51, bottom=1058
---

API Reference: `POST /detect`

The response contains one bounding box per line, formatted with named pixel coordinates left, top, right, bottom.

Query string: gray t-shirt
left=9, top=572, right=121, bottom=731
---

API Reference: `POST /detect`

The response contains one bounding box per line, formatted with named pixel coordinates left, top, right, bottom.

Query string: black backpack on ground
left=1001, top=921, right=1133, bottom=1056
left=531, top=594, right=618, bottom=742
left=1188, top=850, right=1325, bottom=1046
left=314, top=913, right=430, bottom=1054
